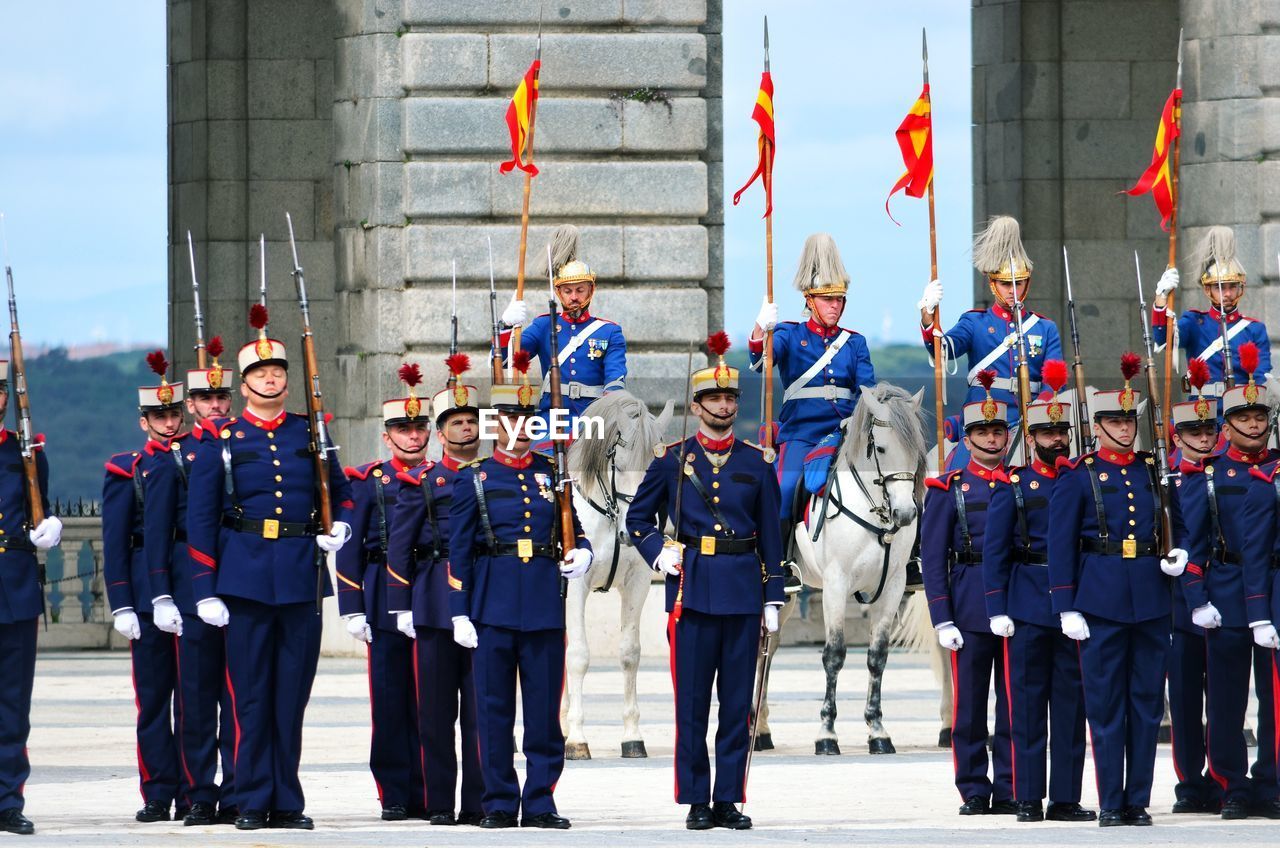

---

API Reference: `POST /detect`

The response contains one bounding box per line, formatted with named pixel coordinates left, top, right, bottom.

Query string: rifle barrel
left=1136, top=253, right=1174, bottom=548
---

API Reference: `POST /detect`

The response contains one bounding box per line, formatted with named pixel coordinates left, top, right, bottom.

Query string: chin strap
left=1097, top=420, right=1137, bottom=451
left=246, top=385, right=286, bottom=401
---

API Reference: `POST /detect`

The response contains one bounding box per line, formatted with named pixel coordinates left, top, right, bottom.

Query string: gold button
left=267, top=432, right=274, bottom=439
left=273, top=459, right=281, bottom=466
left=714, top=523, right=722, bottom=531
left=275, top=475, right=283, bottom=482
left=270, top=445, right=278, bottom=452
left=524, top=525, right=532, bottom=532
left=518, top=473, right=525, bottom=480
left=275, top=491, right=283, bottom=498
left=524, top=511, right=531, bottom=518
left=712, top=481, right=719, bottom=489
left=0, top=547, right=7, bottom=554
left=1128, top=519, right=1136, bottom=526
left=989, top=481, right=996, bottom=488
left=1127, top=493, right=1134, bottom=499
left=1128, top=506, right=1135, bottom=512
left=521, top=485, right=528, bottom=491
left=523, top=497, right=530, bottom=504
left=275, top=507, right=283, bottom=515
left=711, top=467, right=720, bottom=475
left=1120, top=469, right=1127, bottom=475
left=1127, top=533, right=1135, bottom=539
left=713, top=496, right=720, bottom=503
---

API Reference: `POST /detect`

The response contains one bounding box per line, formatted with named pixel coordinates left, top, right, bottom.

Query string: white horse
left=760, top=383, right=928, bottom=755
left=561, top=391, right=673, bottom=760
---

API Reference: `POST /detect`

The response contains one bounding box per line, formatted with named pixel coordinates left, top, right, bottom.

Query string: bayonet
left=1062, top=247, right=1095, bottom=453
left=450, top=258, right=459, bottom=359
left=763, top=16, right=770, bottom=73
left=259, top=234, right=268, bottom=310
left=1007, top=251, right=1034, bottom=459
left=487, top=236, right=504, bottom=384
left=922, top=28, right=929, bottom=85
left=1214, top=260, right=1234, bottom=390
left=187, top=231, right=206, bottom=368
left=1136, top=251, right=1175, bottom=549
left=1176, top=27, right=1184, bottom=89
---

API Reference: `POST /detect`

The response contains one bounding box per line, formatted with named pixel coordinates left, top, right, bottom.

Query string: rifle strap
left=473, top=471, right=496, bottom=550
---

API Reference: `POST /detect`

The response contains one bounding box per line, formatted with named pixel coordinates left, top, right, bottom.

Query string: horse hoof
left=564, top=742, right=592, bottom=761
left=867, top=737, right=896, bottom=755
left=620, top=740, right=648, bottom=759
left=937, top=728, right=952, bottom=748
left=753, top=733, right=774, bottom=752
left=814, top=739, right=841, bottom=756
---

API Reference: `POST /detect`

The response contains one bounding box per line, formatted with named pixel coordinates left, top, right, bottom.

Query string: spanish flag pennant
left=1124, top=88, right=1181, bottom=231
left=499, top=59, right=540, bottom=176
left=885, top=83, right=934, bottom=225
left=731, top=71, right=776, bottom=218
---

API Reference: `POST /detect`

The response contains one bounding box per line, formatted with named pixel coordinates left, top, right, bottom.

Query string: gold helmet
left=973, top=215, right=1032, bottom=305
left=539, top=224, right=596, bottom=311
left=1196, top=226, right=1246, bottom=309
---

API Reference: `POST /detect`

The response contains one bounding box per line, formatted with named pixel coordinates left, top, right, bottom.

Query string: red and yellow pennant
left=731, top=71, right=775, bottom=217
left=1124, top=88, right=1181, bottom=230
left=885, top=83, right=934, bottom=225
left=499, top=59, right=540, bottom=176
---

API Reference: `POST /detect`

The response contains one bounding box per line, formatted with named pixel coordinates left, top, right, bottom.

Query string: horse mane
left=568, top=391, right=660, bottom=489
left=840, top=382, right=929, bottom=501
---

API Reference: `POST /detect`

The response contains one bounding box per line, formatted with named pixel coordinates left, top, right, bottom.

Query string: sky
left=0, top=1, right=970, bottom=349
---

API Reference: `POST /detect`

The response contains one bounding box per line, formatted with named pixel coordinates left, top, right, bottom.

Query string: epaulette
left=924, top=470, right=961, bottom=491
left=1056, top=453, right=1090, bottom=472
left=963, top=308, right=985, bottom=314
left=653, top=438, right=686, bottom=459
left=344, top=460, right=382, bottom=481
left=1250, top=461, right=1279, bottom=483
left=105, top=451, right=141, bottom=479
left=742, top=439, right=778, bottom=463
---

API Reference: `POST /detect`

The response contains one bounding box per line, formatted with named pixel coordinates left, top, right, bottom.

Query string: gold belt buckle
left=262, top=519, right=280, bottom=540
left=517, top=539, right=533, bottom=559
left=1121, top=539, right=1137, bottom=559
left=700, top=536, right=716, bottom=556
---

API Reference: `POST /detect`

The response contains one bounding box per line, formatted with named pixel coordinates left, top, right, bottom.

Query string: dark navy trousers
left=949, top=629, right=1013, bottom=803
left=415, top=626, right=483, bottom=815
left=1169, top=628, right=1216, bottom=805
left=366, top=630, right=424, bottom=810
left=175, top=616, right=235, bottom=808
left=0, top=620, right=36, bottom=811
left=131, top=613, right=184, bottom=805
left=1204, top=627, right=1277, bottom=803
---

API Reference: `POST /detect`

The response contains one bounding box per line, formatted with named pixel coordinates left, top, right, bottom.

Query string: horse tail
left=891, top=591, right=935, bottom=654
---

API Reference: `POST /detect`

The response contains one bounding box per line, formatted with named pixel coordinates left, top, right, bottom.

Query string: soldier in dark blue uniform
left=185, top=307, right=354, bottom=830
left=498, top=225, right=627, bottom=423
left=918, top=217, right=1063, bottom=469
left=336, top=364, right=431, bottom=821
left=626, top=333, right=784, bottom=831
left=1176, top=353, right=1280, bottom=819
left=446, top=356, right=593, bottom=829
left=983, top=361, right=1094, bottom=823
left=1048, top=356, right=1181, bottom=826
left=0, top=357, right=56, bottom=836
left=1166, top=376, right=1224, bottom=814
left=103, top=352, right=188, bottom=824
left=920, top=370, right=1015, bottom=816
left=748, top=234, right=875, bottom=591
left=386, top=355, right=485, bottom=826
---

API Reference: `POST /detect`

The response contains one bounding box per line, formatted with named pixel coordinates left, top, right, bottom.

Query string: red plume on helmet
left=511, top=349, right=533, bottom=375
left=1187, top=358, right=1210, bottom=392
left=146, top=350, right=169, bottom=378
left=1239, top=341, right=1260, bottom=380
left=706, top=331, right=731, bottom=357
left=444, top=353, right=471, bottom=378
left=1041, top=360, right=1068, bottom=395
left=1120, top=352, right=1141, bottom=382
left=398, top=362, right=423, bottom=388
left=206, top=336, right=224, bottom=359
left=976, top=369, right=996, bottom=392
left=249, top=304, right=269, bottom=330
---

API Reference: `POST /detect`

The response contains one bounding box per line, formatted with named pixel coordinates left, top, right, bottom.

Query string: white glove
left=936, top=624, right=964, bottom=652
left=1060, top=611, right=1090, bottom=641
left=501, top=295, right=527, bottom=328
left=1161, top=547, right=1188, bottom=577
left=653, top=545, right=682, bottom=577
left=344, top=613, right=373, bottom=643
left=152, top=598, right=184, bottom=636
left=1155, top=267, right=1180, bottom=298
left=396, top=611, right=416, bottom=639
left=1191, top=603, right=1222, bottom=630
left=989, top=614, right=1015, bottom=638
left=452, top=615, right=478, bottom=649
left=197, top=597, right=230, bottom=628
left=763, top=604, right=780, bottom=634
left=755, top=298, right=778, bottom=333
left=113, top=610, right=141, bottom=641
left=1253, top=623, right=1280, bottom=650
left=29, top=516, right=62, bottom=550
left=316, top=521, right=351, bottom=554
left=559, top=548, right=593, bottom=580
left=918, top=279, right=943, bottom=313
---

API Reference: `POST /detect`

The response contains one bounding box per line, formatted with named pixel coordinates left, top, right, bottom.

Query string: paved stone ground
left=17, top=646, right=1280, bottom=846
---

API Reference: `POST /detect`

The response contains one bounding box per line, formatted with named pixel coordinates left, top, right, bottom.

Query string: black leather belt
left=414, top=544, right=449, bottom=561
left=1080, top=538, right=1158, bottom=558
left=479, top=542, right=556, bottom=558
left=222, top=515, right=319, bottom=539
left=1013, top=549, right=1048, bottom=565
left=0, top=538, right=36, bottom=553
left=678, top=534, right=758, bottom=555
left=950, top=551, right=983, bottom=565
left=1212, top=548, right=1241, bottom=566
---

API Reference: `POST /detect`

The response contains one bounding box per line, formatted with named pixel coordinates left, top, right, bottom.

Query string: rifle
left=670, top=342, right=694, bottom=623
left=258, top=234, right=268, bottom=310
left=1061, top=247, right=1095, bottom=453
left=1136, top=252, right=1175, bottom=552
left=1213, top=264, right=1235, bottom=391
left=285, top=213, right=335, bottom=536
left=544, top=246, right=576, bottom=599
left=487, top=236, right=504, bottom=385
left=1008, top=251, right=1034, bottom=455
left=187, top=231, right=207, bottom=368
left=2, top=219, right=48, bottom=628
left=450, top=259, right=459, bottom=361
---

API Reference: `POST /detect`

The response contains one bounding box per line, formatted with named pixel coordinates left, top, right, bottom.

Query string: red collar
left=243, top=408, right=288, bottom=431
left=990, top=302, right=1031, bottom=323
left=1031, top=459, right=1057, bottom=478
left=493, top=448, right=534, bottom=469
left=967, top=460, right=1002, bottom=480
left=388, top=457, right=416, bottom=474
left=441, top=453, right=478, bottom=472
left=144, top=438, right=169, bottom=456
left=1209, top=306, right=1241, bottom=323
left=696, top=432, right=734, bottom=452
left=562, top=310, right=593, bottom=325
left=0, top=430, right=8, bottom=445
left=1099, top=449, right=1136, bottom=466
left=805, top=318, right=841, bottom=339
left=1226, top=446, right=1269, bottom=466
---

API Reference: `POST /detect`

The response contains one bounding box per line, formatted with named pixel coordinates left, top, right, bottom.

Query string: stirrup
left=783, top=561, right=803, bottom=595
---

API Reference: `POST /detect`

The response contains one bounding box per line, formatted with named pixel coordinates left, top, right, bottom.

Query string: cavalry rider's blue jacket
left=1177, top=448, right=1276, bottom=628
left=926, top=302, right=1062, bottom=429
left=336, top=457, right=414, bottom=633
left=1153, top=304, right=1271, bottom=390
left=0, top=432, right=48, bottom=624
left=749, top=319, right=875, bottom=446
left=921, top=460, right=1004, bottom=631
left=983, top=457, right=1060, bottom=628
left=502, top=310, right=627, bottom=420
left=186, top=410, right=353, bottom=606
left=1047, top=449, right=1169, bottom=624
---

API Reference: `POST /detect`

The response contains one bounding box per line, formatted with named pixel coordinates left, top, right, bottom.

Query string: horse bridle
left=581, top=420, right=641, bottom=593
left=812, top=416, right=918, bottom=605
